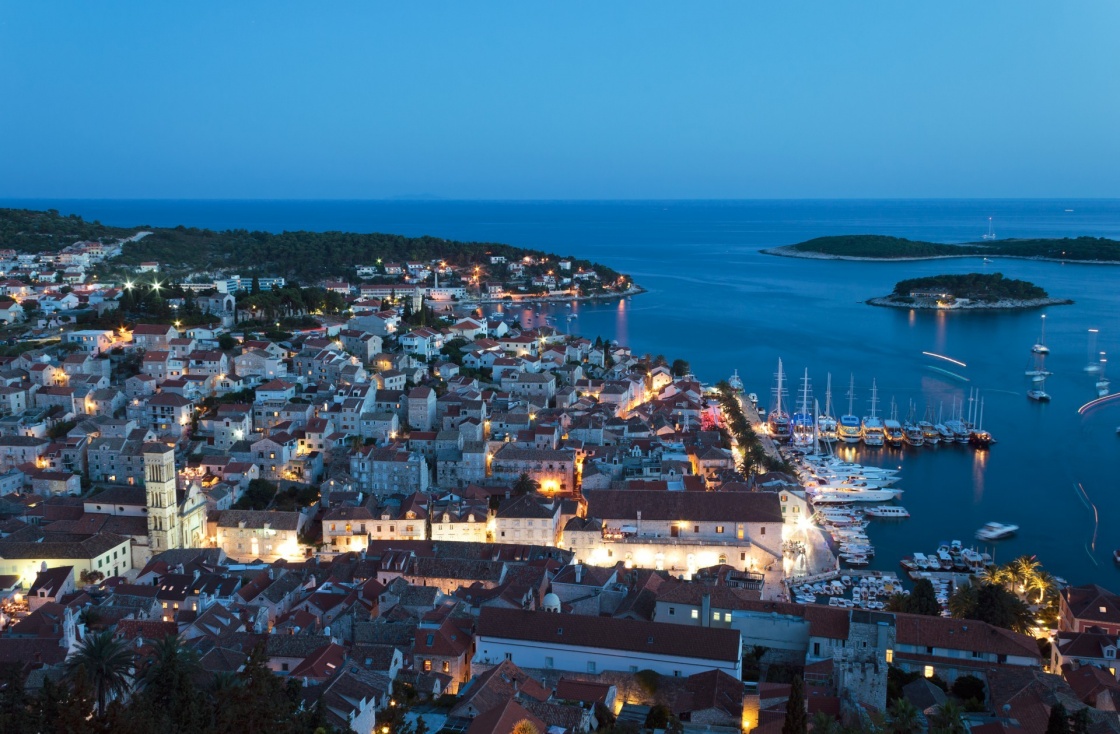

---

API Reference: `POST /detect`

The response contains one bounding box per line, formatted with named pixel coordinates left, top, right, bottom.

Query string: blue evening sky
left=2, top=2, right=1118, bottom=199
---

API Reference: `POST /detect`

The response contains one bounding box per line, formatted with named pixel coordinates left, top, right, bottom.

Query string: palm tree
left=65, top=630, right=136, bottom=717
left=948, top=584, right=978, bottom=619
left=985, top=563, right=1013, bottom=588
left=929, top=699, right=966, bottom=734
left=1010, top=555, right=1042, bottom=596
left=887, top=697, right=921, bottom=734
left=1030, top=569, right=1056, bottom=605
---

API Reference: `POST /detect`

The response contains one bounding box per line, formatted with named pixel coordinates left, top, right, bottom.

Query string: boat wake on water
left=924, top=366, right=969, bottom=382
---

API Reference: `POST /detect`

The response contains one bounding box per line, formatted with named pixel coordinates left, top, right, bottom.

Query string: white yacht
left=812, top=487, right=903, bottom=504
left=864, top=506, right=910, bottom=519
left=976, top=522, right=1019, bottom=541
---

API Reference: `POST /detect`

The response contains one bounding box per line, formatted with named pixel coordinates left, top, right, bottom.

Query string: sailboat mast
left=848, top=374, right=855, bottom=415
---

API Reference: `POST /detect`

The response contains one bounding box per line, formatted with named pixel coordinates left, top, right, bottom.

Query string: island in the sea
left=867, top=272, right=1072, bottom=310
left=763, top=234, right=1120, bottom=263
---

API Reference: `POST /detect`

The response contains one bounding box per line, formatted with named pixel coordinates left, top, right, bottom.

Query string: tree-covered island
left=868, top=272, right=1072, bottom=310
left=763, top=234, right=1120, bottom=262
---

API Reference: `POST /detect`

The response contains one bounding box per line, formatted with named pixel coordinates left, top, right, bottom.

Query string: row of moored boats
left=751, top=361, right=995, bottom=451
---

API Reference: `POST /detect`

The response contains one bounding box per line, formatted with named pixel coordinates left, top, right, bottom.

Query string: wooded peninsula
left=0, top=207, right=630, bottom=289
left=763, top=234, right=1120, bottom=262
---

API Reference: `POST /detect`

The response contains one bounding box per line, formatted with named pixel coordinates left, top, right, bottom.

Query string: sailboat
left=901, top=400, right=924, bottom=447
left=837, top=375, right=862, bottom=444
left=944, top=395, right=970, bottom=443
left=883, top=397, right=904, bottom=447
left=861, top=379, right=885, bottom=447
left=1027, top=375, right=1051, bottom=402
left=817, top=373, right=838, bottom=443
left=790, top=369, right=816, bottom=449
left=968, top=395, right=994, bottom=448
left=1032, top=314, right=1050, bottom=355
left=1096, top=354, right=1110, bottom=397
left=1025, top=351, right=1051, bottom=381
left=933, top=402, right=953, bottom=442
left=767, top=359, right=791, bottom=443
left=919, top=405, right=940, bottom=444
left=1085, top=330, right=1102, bottom=373
left=982, top=217, right=997, bottom=241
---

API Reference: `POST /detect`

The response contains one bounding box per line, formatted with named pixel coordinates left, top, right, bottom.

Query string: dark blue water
left=8, top=198, right=1120, bottom=583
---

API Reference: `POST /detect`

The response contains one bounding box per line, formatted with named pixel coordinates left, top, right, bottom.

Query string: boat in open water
left=976, top=522, right=1019, bottom=541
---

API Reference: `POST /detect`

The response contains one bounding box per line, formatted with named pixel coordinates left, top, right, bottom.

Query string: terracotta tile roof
left=894, top=612, right=1040, bottom=660
left=452, top=659, right=551, bottom=718
left=555, top=678, right=613, bottom=705
left=583, top=489, right=782, bottom=523
left=1063, top=584, right=1120, bottom=626
left=477, top=607, right=740, bottom=663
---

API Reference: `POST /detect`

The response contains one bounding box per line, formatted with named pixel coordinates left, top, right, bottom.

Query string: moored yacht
left=861, top=379, right=885, bottom=447
left=883, top=398, right=904, bottom=447
left=837, top=375, right=862, bottom=443
left=864, top=505, right=910, bottom=519
left=767, top=359, right=792, bottom=443
left=817, top=374, right=838, bottom=443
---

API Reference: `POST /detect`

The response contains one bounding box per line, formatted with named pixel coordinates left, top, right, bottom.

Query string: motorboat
left=1027, top=386, right=1051, bottom=402
left=976, top=522, right=1019, bottom=541
left=864, top=505, right=910, bottom=519
left=812, top=488, right=902, bottom=504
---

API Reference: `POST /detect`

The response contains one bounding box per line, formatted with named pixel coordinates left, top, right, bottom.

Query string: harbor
left=732, top=361, right=1026, bottom=600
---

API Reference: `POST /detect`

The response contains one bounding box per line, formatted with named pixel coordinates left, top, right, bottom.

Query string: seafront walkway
left=737, top=395, right=784, bottom=465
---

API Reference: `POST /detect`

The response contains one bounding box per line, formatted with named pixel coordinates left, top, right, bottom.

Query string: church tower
left=144, top=444, right=180, bottom=552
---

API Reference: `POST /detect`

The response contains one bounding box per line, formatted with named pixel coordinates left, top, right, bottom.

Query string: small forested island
left=868, top=272, right=1072, bottom=310
left=763, top=234, right=1120, bottom=262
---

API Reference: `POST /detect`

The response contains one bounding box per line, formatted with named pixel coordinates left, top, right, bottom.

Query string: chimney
left=574, top=563, right=582, bottom=584
left=701, top=592, right=711, bottom=627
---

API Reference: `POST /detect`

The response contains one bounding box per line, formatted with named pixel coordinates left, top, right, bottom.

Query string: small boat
left=1113, top=550, right=1120, bottom=565
left=982, top=217, right=996, bottom=241
left=1032, top=314, right=1050, bottom=355
left=976, top=522, right=1019, bottom=541
left=864, top=505, right=910, bottom=519
left=1027, top=386, right=1051, bottom=402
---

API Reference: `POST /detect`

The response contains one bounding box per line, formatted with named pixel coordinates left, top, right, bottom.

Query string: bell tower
left=144, top=444, right=179, bottom=552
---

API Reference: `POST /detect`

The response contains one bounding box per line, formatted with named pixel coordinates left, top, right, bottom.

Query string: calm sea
left=9, top=198, right=1120, bottom=584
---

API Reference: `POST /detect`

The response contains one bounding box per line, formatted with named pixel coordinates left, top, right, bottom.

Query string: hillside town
left=0, top=236, right=1117, bottom=734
